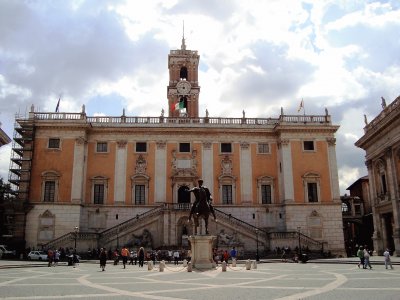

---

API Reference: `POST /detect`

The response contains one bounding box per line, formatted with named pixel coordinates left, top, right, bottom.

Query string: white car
left=27, top=251, right=48, bottom=260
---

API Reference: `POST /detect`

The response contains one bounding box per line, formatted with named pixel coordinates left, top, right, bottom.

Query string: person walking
left=99, top=248, right=107, bottom=271
left=363, top=246, right=372, bottom=269
left=121, top=246, right=129, bottom=269
left=138, top=247, right=145, bottom=267
left=173, top=249, right=180, bottom=265
left=383, top=248, right=394, bottom=269
left=356, top=246, right=364, bottom=268
left=230, top=247, right=237, bottom=261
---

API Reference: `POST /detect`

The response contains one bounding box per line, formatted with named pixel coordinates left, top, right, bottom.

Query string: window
left=96, top=142, right=108, bottom=153
left=131, top=175, right=149, bottom=205
left=48, top=138, right=60, bottom=149
left=136, top=142, right=147, bottom=153
left=41, top=171, right=60, bottom=202
left=307, top=182, right=318, bottom=202
left=43, top=181, right=55, bottom=202
left=180, top=67, right=188, bottom=80
left=261, top=184, right=272, bottom=204
left=222, top=185, right=233, bottom=204
left=258, top=143, right=270, bottom=154
left=221, top=143, right=232, bottom=153
left=135, top=185, right=145, bottom=204
left=303, top=141, right=315, bottom=151
left=94, top=184, right=105, bottom=204
left=341, top=202, right=349, bottom=213
left=179, top=142, right=191, bottom=153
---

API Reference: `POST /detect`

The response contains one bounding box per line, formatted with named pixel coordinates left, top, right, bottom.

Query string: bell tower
left=167, top=30, right=200, bottom=118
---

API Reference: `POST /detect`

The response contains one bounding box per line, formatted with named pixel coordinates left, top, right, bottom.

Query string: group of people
left=357, top=245, right=394, bottom=270
left=213, top=247, right=237, bottom=264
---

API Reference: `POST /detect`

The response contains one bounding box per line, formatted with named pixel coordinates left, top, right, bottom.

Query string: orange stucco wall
left=291, top=140, right=332, bottom=203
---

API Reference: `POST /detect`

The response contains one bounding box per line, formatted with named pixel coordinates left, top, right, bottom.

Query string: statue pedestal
left=189, top=235, right=216, bottom=269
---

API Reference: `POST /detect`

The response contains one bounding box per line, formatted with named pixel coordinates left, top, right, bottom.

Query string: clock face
left=176, top=81, right=191, bottom=95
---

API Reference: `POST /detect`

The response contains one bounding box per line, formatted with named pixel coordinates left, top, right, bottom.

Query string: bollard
left=187, top=262, right=192, bottom=272
left=232, top=258, right=237, bottom=267
left=212, top=261, right=217, bottom=268
left=183, top=259, right=188, bottom=267
left=245, top=259, right=251, bottom=270
left=159, top=260, right=165, bottom=272
left=148, top=261, right=153, bottom=271
left=221, top=261, right=227, bottom=272
left=252, top=260, right=257, bottom=269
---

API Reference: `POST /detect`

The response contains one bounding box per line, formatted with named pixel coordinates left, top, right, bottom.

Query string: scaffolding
left=8, top=116, right=35, bottom=203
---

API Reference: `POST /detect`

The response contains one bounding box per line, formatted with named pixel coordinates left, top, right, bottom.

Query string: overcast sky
left=1, top=0, right=400, bottom=195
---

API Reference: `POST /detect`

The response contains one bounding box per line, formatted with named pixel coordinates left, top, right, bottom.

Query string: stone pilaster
left=114, top=140, right=127, bottom=203
left=155, top=141, right=167, bottom=203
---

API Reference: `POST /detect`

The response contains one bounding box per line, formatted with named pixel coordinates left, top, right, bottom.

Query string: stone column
left=279, top=139, right=294, bottom=202
left=367, top=160, right=382, bottom=253
left=202, top=142, right=213, bottom=192
left=385, top=148, right=400, bottom=255
left=114, top=140, right=127, bottom=203
left=155, top=141, right=167, bottom=203
left=327, top=138, right=340, bottom=202
left=71, top=137, right=86, bottom=204
left=239, top=142, right=252, bottom=203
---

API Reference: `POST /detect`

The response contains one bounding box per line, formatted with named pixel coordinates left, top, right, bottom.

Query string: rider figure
left=188, top=179, right=216, bottom=221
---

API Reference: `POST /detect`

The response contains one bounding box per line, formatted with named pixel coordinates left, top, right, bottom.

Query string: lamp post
left=255, top=228, right=259, bottom=262
left=297, top=226, right=301, bottom=256
left=74, top=226, right=79, bottom=254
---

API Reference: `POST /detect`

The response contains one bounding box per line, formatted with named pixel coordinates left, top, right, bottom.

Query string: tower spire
left=181, top=20, right=186, bottom=50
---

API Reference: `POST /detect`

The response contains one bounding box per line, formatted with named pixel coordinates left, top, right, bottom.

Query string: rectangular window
left=222, top=185, right=233, bottom=204
left=48, top=138, right=60, bottom=149
left=94, top=184, right=104, bottom=204
left=43, top=181, right=55, bottom=202
left=307, top=182, right=318, bottom=202
left=136, top=142, right=147, bottom=153
left=261, top=184, right=272, bottom=204
left=179, top=142, right=191, bottom=153
left=258, top=143, right=270, bottom=154
left=135, top=185, right=145, bottom=205
left=96, top=142, right=108, bottom=153
left=221, top=143, right=232, bottom=153
left=303, top=141, right=315, bottom=151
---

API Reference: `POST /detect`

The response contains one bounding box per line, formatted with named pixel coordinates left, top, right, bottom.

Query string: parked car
left=27, top=251, right=48, bottom=260
left=0, top=245, right=15, bottom=259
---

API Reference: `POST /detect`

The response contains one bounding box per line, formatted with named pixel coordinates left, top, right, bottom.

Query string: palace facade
left=356, top=96, right=400, bottom=255
left=8, top=39, right=345, bottom=256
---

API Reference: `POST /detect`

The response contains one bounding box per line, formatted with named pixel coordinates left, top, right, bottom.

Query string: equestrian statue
left=187, top=179, right=216, bottom=235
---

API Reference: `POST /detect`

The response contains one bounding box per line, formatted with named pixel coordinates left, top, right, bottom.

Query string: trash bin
left=300, top=254, right=308, bottom=263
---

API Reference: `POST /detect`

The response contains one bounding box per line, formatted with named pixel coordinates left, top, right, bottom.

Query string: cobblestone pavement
left=0, top=258, right=399, bottom=300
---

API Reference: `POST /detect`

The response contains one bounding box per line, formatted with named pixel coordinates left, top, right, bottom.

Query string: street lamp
left=297, top=226, right=302, bottom=256
left=74, top=226, right=79, bottom=254
left=255, top=228, right=259, bottom=262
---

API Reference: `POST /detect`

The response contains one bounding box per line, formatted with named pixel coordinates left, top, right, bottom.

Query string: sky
left=1, top=0, right=400, bottom=195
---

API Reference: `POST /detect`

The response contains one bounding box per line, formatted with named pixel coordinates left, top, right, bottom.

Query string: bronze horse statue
left=187, top=180, right=216, bottom=235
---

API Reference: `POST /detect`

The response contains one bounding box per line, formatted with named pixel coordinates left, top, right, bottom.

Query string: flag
left=55, top=97, right=60, bottom=112
left=297, top=99, right=304, bottom=112
left=175, top=101, right=184, bottom=110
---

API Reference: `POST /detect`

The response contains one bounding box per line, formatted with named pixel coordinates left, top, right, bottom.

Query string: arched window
left=180, top=67, right=188, bottom=80
left=41, top=171, right=60, bottom=202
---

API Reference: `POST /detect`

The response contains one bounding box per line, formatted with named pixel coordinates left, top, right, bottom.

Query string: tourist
left=363, top=246, right=372, bottom=269
left=357, top=246, right=364, bottom=268
left=47, top=249, right=54, bottom=267
left=121, top=246, right=129, bottom=269
left=173, top=249, right=180, bottom=265
left=383, top=248, right=393, bottom=269
left=138, top=247, right=145, bottom=267
left=99, top=248, right=107, bottom=271
left=230, top=247, right=237, bottom=261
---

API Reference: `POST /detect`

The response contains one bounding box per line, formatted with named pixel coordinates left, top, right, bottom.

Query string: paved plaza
left=0, top=257, right=399, bottom=300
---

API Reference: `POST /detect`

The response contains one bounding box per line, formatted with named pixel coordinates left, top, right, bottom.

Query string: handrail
left=99, top=205, right=164, bottom=241
left=214, top=208, right=268, bottom=235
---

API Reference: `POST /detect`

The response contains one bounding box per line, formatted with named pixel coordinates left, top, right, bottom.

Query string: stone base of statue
left=189, top=235, right=216, bottom=269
